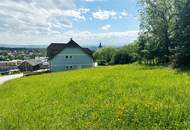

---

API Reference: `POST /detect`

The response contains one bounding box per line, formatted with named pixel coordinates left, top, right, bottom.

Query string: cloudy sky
left=0, top=0, right=139, bottom=46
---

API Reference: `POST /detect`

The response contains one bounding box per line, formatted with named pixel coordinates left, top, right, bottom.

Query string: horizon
left=0, top=0, right=139, bottom=46
left=0, top=40, right=126, bottom=48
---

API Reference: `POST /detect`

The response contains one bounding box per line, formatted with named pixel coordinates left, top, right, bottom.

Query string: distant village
left=0, top=47, right=48, bottom=75
left=0, top=39, right=100, bottom=75
left=0, top=57, right=49, bottom=75
left=0, top=47, right=46, bottom=61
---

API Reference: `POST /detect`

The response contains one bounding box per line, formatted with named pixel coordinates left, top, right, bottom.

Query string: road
left=0, top=73, right=23, bottom=85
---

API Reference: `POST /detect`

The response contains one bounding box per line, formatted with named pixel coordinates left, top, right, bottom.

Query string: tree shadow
left=174, top=68, right=190, bottom=75
left=139, top=64, right=165, bottom=70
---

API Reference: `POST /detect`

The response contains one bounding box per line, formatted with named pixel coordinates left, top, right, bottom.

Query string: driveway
left=0, top=73, right=23, bottom=85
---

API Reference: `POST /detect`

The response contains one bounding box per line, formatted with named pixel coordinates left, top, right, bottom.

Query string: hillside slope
left=0, top=65, right=190, bottom=129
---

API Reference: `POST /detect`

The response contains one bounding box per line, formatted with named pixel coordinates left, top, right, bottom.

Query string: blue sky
left=74, top=0, right=139, bottom=32
left=0, top=0, right=139, bottom=46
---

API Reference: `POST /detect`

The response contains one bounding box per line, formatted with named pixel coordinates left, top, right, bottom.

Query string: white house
left=47, top=39, right=94, bottom=72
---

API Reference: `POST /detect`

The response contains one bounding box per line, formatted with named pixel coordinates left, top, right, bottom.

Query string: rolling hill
left=0, top=65, right=190, bottom=129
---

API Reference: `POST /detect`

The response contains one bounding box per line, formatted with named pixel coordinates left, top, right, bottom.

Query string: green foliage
left=122, top=42, right=139, bottom=62
left=112, top=43, right=139, bottom=64
left=93, top=47, right=116, bottom=64
left=172, top=0, right=190, bottom=69
left=138, top=0, right=176, bottom=64
left=112, top=50, right=131, bottom=64
left=93, top=42, right=139, bottom=65
left=1, top=65, right=190, bottom=129
left=138, top=0, right=190, bottom=69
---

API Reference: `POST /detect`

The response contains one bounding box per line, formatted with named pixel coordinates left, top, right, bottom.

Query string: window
left=65, top=56, right=69, bottom=59
left=70, top=66, right=72, bottom=69
left=66, top=66, right=69, bottom=69
left=70, top=56, right=72, bottom=58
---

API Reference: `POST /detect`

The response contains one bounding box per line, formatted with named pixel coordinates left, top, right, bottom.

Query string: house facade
left=47, top=39, right=94, bottom=72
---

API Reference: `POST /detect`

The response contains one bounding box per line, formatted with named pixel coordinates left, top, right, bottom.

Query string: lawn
left=0, top=64, right=190, bottom=129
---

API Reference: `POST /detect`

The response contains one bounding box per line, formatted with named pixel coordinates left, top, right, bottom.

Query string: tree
left=123, top=41, right=139, bottom=62
left=138, top=0, right=177, bottom=64
left=93, top=42, right=139, bottom=65
left=113, top=50, right=132, bottom=64
left=172, top=0, right=190, bottom=69
left=93, top=48, right=116, bottom=65
left=112, top=42, right=138, bottom=64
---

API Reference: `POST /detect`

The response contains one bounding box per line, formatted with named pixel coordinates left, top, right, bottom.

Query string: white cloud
left=0, top=30, right=139, bottom=46
left=0, top=0, right=88, bottom=35
left=121, top=10, right=128, bottom=17
left=118, top=16, right=123, bottom=19
left=101, top=24, right=111, bottom=31
left=60, top=10, right=86, bottom=20
left=85, top=0, right=104, bottom=2
left=79, top=8, right=90, bottom=14
left=92, top=10, right=117, bottom=20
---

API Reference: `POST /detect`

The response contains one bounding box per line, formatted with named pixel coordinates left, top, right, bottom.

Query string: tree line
left=94, top=0, right=190, bottom=69
left=93, top=43, right=138, bottom=65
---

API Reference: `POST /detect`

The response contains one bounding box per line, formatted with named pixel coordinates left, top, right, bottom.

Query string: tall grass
left=0, top=64, right=190, bottom=129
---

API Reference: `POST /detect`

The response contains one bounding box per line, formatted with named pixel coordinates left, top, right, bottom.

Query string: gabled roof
left=27, top=60, right=41, bottom=66
left=20, top=59, right=42, bottom=67
left=47, top=39, right=93, bottom=60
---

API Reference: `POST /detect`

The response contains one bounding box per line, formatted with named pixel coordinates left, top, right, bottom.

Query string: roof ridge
left=50, top=43, right=67, bottom=44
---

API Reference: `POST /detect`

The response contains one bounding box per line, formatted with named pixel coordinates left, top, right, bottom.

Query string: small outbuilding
left=18, top=60, right=42, bottom=72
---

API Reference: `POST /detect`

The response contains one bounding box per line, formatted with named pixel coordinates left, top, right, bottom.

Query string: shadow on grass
left=174, top=68, right=190, bottom=75
left=139, top=64, right=165, bottom=70
left=140, top=64, right=190, bottom=76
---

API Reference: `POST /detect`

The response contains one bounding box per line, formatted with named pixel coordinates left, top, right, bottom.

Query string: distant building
left=99, top=42, right=102, bottom=48
left=47, top=38, right=94, bottom=72
left=18, top=60, right=42, bottom=72
left=35, top=57, right=48, bottom=62
left=0, top=60, right=22, bottom=73
left=35, top=57, right=49, bottom=69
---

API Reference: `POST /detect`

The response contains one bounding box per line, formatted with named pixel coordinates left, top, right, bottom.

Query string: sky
left=0, top=0, right=140, bottom=47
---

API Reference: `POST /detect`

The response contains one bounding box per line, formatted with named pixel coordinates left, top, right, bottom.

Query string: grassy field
left=0, top=64, right=190, bottom=129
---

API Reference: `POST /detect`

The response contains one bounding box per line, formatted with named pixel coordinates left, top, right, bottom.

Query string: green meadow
left=1, top=64, right=190, bottom=129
